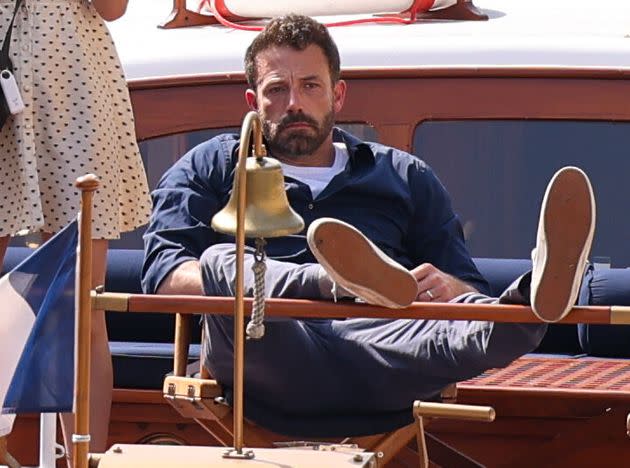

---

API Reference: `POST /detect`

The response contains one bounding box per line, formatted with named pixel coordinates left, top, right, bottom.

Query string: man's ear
left=333, top=79, right=347, bottom=114
left=245, top=89, right=258, bottom=110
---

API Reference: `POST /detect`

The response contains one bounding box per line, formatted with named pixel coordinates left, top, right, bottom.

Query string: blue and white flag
left=0, top=220, right=77, bottom=436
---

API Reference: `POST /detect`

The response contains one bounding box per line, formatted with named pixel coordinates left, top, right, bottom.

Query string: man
left=142, top=15, right=593, bottom=435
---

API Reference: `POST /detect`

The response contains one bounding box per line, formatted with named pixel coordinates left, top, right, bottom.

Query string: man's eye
left=268, top=86, right=285, bottom=94
left=304, top=82, right=320, bottom=89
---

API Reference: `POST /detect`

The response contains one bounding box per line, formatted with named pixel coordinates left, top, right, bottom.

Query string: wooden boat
left=4, top=0, right=630, bottom=466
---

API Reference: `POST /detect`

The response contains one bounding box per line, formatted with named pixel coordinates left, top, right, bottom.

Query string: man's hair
left=244, top=15, right=341, bottom=89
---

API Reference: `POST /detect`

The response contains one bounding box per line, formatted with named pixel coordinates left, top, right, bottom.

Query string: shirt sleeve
left=141, top=137, right=235, bottom=294
left=406, top=162, right=490, bottom=295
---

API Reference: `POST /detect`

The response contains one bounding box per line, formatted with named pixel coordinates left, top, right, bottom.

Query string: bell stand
left=158, top=0, right=487, bottom=30
left=207, top=111, right=305, bottom=457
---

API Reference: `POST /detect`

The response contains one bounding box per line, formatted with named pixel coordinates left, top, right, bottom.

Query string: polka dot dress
left=0, top=0, right=150, bottom=239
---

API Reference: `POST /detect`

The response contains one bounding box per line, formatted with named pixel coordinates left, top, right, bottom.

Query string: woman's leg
left=58, top=238, right=110, bottom=465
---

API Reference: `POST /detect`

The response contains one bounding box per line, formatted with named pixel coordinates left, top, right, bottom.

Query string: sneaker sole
left=308, top=219, right=418, bottom=308
left=532, top=168, right=594, bottom=322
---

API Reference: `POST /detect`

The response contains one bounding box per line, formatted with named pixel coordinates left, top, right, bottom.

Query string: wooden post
left=174, top=314, right=192, bottom=377
left=73, top=175, right=99, bottom=468
left=0, top=436, right=20, bottom=468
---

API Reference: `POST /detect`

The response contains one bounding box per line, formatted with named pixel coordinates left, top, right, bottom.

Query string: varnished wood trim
left=113, top=389, right=164, bottom=404
left=129, top=73, right=247, bottom=90
left=128, top=66, right=630, bottom=91
left=457, top=386, right=630, bottom=401
left=130, top=76, right=630, bottom=142
left=96, top=292, right=614, bottom=324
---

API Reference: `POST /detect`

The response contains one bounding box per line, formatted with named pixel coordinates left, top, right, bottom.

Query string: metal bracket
left=223, top=448, right=255, bottom=459
left=273, top=441, right=360, bottom=453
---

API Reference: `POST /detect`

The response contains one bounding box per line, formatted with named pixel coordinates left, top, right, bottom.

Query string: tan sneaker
left=530, top=167, right=595, bottom=322
left=307, top=218, right=418, bottom=308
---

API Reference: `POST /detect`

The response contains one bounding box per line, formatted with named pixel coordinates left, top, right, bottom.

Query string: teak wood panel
left=130, top=75, right=630, bottom=153
left=9, top=387, right=630, bottom=467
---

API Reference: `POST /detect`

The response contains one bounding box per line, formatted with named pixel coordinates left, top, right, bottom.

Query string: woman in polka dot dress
left=0, top=0, right=150, bottom=460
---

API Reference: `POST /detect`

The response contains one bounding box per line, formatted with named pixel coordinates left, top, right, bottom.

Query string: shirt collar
left=332, top=127, right=375, bottom=164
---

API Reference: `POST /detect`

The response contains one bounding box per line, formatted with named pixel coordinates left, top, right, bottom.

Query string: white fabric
left=281, top=143, right=349, bottom=199
left=0, top=271, right=36, bottom=437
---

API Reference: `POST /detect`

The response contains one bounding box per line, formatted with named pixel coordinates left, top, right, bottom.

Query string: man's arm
left=405, top=160, right=489, bottom=300
left=157, top=260, right=204, bottom=295
left=142, top=136, right=237, bottom=295
left=92, top=0, right=129, bottom=21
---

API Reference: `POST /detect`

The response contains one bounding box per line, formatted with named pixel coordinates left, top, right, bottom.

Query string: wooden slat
left=95, top=292, right=620, bottom=324
left=425, top=433, right=484, bottom=468
left=462, top=357, right=630, bottom=392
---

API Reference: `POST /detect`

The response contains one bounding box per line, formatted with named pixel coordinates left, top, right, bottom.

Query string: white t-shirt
left=281, top=143, right=349, bottom=199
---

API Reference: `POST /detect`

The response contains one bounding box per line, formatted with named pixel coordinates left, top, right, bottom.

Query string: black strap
left=1, top=0, right=24, bottom=68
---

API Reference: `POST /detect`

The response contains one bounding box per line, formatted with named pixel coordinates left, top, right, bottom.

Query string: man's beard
left=262, top=109, right=334, bottom=159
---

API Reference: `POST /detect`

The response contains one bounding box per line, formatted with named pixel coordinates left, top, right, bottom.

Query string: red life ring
left=199, top=0, right=451, bottom=30
left=211, top=0, right=437, bottom=19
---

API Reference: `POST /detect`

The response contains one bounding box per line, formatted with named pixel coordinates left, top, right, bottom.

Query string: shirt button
left=24, top=123, right=32, bottom=130
left=308, top=203, right=314, bottom=210
left=22, top=44, right=30, bottom=53
left=23, top=85, right=30, bottom=92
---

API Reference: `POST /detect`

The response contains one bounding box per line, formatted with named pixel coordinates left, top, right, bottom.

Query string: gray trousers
left=200, top=244, right=547, bottom=417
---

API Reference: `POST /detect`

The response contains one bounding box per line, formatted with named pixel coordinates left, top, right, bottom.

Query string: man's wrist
left=157, top=260, right=203, bottom=295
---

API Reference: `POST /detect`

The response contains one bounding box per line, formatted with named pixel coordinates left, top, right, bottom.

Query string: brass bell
left=211, top=111, right=304, bottom=238
left=212, top=155, right=304, bottom=238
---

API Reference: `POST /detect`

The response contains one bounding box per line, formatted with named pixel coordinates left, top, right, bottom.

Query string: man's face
left=245, top=45, right=346, bottom=161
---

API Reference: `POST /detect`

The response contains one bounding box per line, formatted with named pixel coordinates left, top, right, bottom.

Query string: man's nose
left=286, top=86, right=303, bottom=112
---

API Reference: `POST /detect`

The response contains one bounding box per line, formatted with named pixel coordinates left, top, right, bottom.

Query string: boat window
left=139, top=128, right=239, bottom=190
left=413, top=120, right=630, bottom=267
left=339, top=123, right=379, bottom=143
left=139, top=123, right=378, bottom=190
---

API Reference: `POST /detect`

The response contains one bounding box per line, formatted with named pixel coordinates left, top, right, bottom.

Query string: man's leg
left=197, top=166, right=594, bottom=415
left=418, top=166, right=595, bottom=388
left=200, top=243, right=377, bottom=414
left=197, top=244, right=544, bottom=415
left=529, top=166, right=595, bottom=321
left=463, top=166, right=595, bottom=320
left=200, top=244, right=325, bottom=300
left=307, top=218, right=418, bottom=308
left=299, top=166, right=592, bottom=405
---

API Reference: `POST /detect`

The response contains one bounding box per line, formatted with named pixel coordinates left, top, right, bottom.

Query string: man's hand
left=411, top=263, right=477, bottom=302
left=156, top=260, right=204, bottom=296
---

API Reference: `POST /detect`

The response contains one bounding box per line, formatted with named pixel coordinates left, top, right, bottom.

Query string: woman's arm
left=91, top=0, right=129, bottom=21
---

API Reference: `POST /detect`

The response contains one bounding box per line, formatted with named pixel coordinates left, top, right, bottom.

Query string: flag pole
left=39, top=413, right=57, bottom=468
left=73, top=175, right=98, bottom=468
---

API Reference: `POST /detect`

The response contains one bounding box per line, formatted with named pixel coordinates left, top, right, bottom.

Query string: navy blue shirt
left=142, top=128, right=489, bottom=295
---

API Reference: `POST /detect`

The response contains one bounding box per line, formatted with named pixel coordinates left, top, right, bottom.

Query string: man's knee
left=199, top=244, right=237, bottom=296
left=200, top=243, right=235, bottom=268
